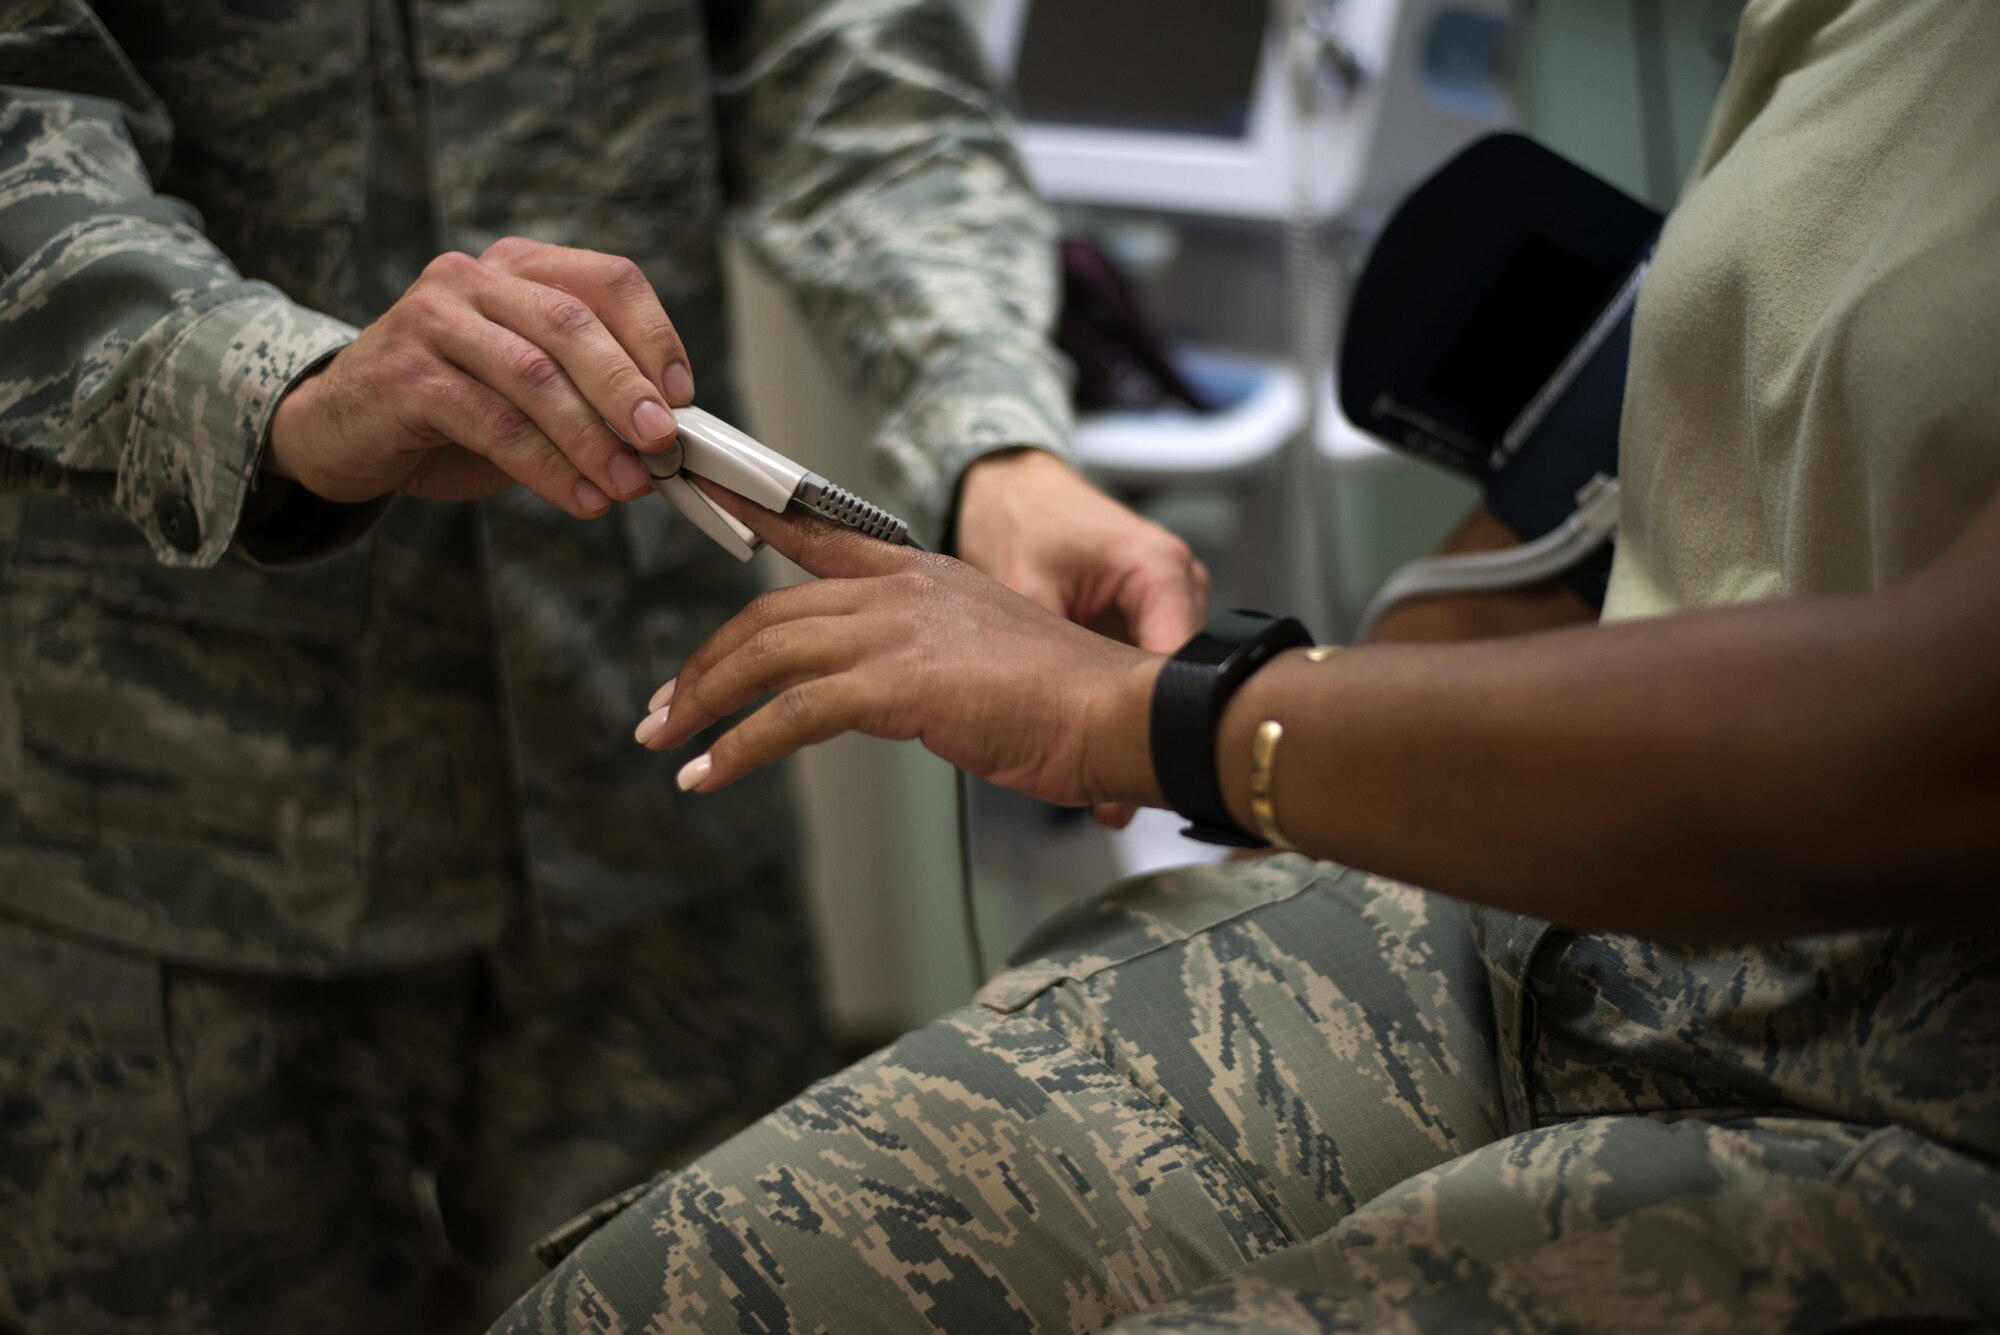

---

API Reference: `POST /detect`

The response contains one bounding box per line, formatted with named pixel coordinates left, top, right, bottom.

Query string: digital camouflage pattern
left=495, top=860, right=1503, bottom=1332
left=1098, top=1117, right=2000, bottom=1333
left=0, top=0, right=1070, bottom=969
left=0, top=864, right=831, bottom=1335
left=494, top=860, right=2000, bottom=1334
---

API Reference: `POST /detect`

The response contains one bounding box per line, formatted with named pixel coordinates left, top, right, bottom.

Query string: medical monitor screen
left=1011, top=1, right=1266, bottom=139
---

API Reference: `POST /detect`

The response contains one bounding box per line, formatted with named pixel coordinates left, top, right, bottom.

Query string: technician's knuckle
left=603, top=362, right=653, bottom=405
left=1150, top=529, right=1195, bottom=565
left=480, top=235, right=535, bottom=265
left=395, top=285, right=453, bottom=330
left=422, top=250, right=479, bottom=284
left=477, top=398, right=536, bottom=446
left=508, top=344, right=564, bottom=393
left=598, top=253, right=649, bottom=296
left=538, top=289, right=597, bottom=337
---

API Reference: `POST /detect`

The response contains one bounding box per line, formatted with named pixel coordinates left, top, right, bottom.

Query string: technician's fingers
left=1091, top=802, right=1139, bottom=830
left=678, top=675, right=889, bottom=793
left=471, top=269, right=679, bottom=456
left=1120, top=550, right=1210, bottom=654
left=480, top=238, right=695, bottom=407
left=434, top=313, right=650, bottom=501
left=641, top=615, right=861, bottom=752
left=424, top=373, right=605, bottom=518
left=697, top=478, right=918, bottom=580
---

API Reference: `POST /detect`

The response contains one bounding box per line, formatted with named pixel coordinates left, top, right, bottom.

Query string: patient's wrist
left=1088, top=654, right=1168, bottom=809
left=1216, top=649, right=1323, bottom=846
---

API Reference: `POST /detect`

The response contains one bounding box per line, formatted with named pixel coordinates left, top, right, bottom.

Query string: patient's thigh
left=493, top=857, right=1504, bottom=1335
left=1097, top=1118, right=2000, bottom=1333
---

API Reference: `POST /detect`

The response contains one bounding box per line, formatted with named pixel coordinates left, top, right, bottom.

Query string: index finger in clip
left=694, top=477, right=906, bottom=581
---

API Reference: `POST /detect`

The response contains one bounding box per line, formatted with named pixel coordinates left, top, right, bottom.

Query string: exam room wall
left=731, top=0, right=1742, bottom=1044
left=724, top=240, right=969, bottom=1043
left=1513, top=0, right=1739, bottom=211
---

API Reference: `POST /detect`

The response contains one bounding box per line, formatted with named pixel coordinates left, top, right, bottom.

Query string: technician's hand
left=953, top=448, right=1208, bottom=825
left=637, top=481, right=1168, bottom=812
left=266, top=237, right=696, bottom=518
left=953, top=449, right=1209, bottom=652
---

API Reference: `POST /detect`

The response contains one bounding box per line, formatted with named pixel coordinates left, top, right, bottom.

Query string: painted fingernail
left=633, top=399, right=675, bottom=442
left=634, top=706, right=671, bottom=745
left=676, top=753, right=712, bottom=791
left=610, top=452, right=649, bottom=497
left=649, top=677, right=677, bottom=712
left=664, top=362, right=695, bottom=404
left=576, top=479, right=610, bottom=513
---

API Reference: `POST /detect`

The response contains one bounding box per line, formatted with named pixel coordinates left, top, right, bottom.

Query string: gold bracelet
left=1248, top=646, right=1338, bottom=849
left=1249, top=719, right=1294, bottom=850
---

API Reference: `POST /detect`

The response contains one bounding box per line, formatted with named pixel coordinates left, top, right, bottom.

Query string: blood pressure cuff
left=1340, top=134, right=1662, bottom=609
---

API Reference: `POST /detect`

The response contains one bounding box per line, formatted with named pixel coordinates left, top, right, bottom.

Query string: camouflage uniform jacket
left=0, top=0, right=1071, bottom=971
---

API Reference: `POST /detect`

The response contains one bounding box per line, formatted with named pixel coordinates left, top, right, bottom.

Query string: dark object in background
left=1340, top=133, right=1663, bottom=609
left=1057, top=239, right=1211, bottom=414
left=1013, top=0, right=1265, bottom=139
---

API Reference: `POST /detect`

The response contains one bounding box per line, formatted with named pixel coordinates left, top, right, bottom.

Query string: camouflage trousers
left=0, top=863, right=832, bottom=1335
left=494, top=856, right=2000, bottom=1334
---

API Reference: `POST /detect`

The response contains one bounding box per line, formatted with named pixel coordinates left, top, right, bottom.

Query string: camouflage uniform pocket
left=530, top=1176, right=664, bottom=1269
left=3, top=495, right=363, bottom=877
left=4, top=605, right=359, bottom=916
left=10, top=495, right=371, bottom=643
left=974, top=854, right=1335, bottom=1014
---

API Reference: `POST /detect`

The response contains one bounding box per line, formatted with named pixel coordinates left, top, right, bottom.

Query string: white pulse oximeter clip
left=645, top=406, right=922, bottom=561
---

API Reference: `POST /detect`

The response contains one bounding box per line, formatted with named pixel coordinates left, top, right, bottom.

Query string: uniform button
left=155, top=492, right=201, bottom=554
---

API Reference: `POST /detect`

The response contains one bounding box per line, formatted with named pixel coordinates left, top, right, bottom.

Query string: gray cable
left=957, top=768, right=987, bottom=988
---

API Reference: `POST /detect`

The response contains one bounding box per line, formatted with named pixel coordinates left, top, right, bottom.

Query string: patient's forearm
left=1193, top=544, right=2000, bottom=940
left=657, top=483, right=1996, bottom=942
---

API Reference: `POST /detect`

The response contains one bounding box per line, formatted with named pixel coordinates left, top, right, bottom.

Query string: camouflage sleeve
left=706, top=0, right=1074, bottom=542
left=0, top=2, right=360, bottom=570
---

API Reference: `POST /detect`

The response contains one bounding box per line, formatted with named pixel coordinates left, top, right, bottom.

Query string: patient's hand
left=636, top=481, right=1167, bottom=810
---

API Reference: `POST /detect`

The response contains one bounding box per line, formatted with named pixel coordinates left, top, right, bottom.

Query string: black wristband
left=1150, top=610, right=1312, bottom=846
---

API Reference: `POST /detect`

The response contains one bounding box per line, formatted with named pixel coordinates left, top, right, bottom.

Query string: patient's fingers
left=638, top=581, right=865, bottom=744
left=680, top=674, right=893, bottom=792
left=696, top=477, right=921, bottom=581
left=643, top=615, right=858, bottom=752
left=670, top=578, right=863, bottom=691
